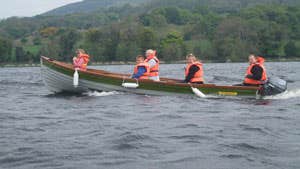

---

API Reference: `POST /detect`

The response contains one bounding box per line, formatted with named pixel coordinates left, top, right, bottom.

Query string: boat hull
left=41, top=62, right=184, bottom=96
left=40, top=57, right=260, bottom=97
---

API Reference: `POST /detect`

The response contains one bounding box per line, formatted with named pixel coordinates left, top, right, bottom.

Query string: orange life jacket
left=244, top=57, right=267, bottom=85
left=145, top=56, right=159, bottom=77
left=185, top=61, right=204, bottom=83
left=81, top=54, right=90, bottom=70
left=134, top=62, right=150, bottom=79
left=74, top=54, right=90, bottom=71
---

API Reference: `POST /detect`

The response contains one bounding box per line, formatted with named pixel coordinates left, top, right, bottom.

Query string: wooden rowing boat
left=40, top=56, right=262, bottom=97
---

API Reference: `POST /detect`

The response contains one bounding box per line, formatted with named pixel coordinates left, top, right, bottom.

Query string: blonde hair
left=76, top=49, right=86, bottom=54
left=186, top=53, right=197, bottom=60
left=249, top=54, right=256, bottom=57
left=146, top=49, right=155, bottom=55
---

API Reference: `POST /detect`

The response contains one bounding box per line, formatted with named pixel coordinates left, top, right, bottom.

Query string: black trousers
left=233, top=83, right=260, bottom=87
left=191, top=82, right=204, bottom=84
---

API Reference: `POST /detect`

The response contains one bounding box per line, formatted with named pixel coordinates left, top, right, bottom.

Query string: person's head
left=136, top=55, right=145, bottom=64
left=186, top=54, right=198, bottom=64
left=76, top=49, right=86, bottom=55
left=248, top=54, right=257, bottom=64
left=145, top=49, right=155, bottom=58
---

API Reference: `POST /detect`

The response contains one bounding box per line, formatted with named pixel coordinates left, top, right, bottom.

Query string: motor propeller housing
left=260, top=77, right=287, bottom=96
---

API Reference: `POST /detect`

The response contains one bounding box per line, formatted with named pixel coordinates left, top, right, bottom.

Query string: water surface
left=0, top=62, right=300, bottom=169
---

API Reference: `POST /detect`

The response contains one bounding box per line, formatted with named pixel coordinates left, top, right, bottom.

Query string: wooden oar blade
left=191, top=87, right=206, bottom=98
left=73, top=69, right=79, bottom=87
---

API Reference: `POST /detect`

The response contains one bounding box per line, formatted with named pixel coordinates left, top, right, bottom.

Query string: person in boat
left=184, top=54, right=204, bottom=84
left=73, top=49, right=90, bottom=71
left=243, top=54, right=267, bottom=86
left=145, top=49, right=160, bottom=81
left=132, top=55, right=150, bottom=79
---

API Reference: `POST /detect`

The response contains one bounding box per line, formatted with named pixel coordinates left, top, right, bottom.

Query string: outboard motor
left=260, top=77, right=287, bottom=96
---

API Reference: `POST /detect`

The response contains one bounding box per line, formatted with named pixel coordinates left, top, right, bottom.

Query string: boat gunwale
left=41, top=56, right=260, bottom=92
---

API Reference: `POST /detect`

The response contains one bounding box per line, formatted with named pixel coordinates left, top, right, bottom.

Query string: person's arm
left=184, top=65, right=200, bottom=83
left=132, top=66, right=146, bottom=79
left=73, top=57, right=85, bottom=67
left=73, top=57, right=78, bottom=65
left=246, top=65, right=263, bottom=80
left=148, top=59, right=157, bottom=68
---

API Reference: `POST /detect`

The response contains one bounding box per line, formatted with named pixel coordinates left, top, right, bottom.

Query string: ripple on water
left=0, top=80, right=43, bottom=86
left=220, top=143, right=275, bottom=156
left=0, top=149, right=56, bottom=168
left=153, top=114, right=184, bottom=120
left=0, top=64, right=300, bottom=169
left=168, top=134, right=212, bottom=143
left=239, top=124, right=269, bottom=135
left=111, top=132, right=154, bottom=151
left=220, top=154, right=246, bottom=159
left=0, top=156, right=33, bottom=167
left=174, top=123, right=200, bottom=129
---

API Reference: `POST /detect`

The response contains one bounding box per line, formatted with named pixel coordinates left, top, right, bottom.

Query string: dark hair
left=136, top=55, right=145, bottom=59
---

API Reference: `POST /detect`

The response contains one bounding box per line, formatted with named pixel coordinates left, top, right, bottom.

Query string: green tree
left=83, top=29, right=105, bottom=61
left=160, top=31, right=185, bottom=61
left=116, top=42, right=140, bottom=61
left=58, top=29, right=81, bottom=61
left=258, top=23, right=288, bottom=57
left=102, top=25, right=121, bottom=61
left=213, top=17, right=259, bottom=61
left=285, top=41, right=300, bottom=57
left=39, top=38, right=61, bottom=60
left=138, top=27, right=158, bottom=52
left=0, top=37, right=13, bottom=62
left=15, top=46, right=26, bottom=62
left=139, top=13, right=167, bottom=27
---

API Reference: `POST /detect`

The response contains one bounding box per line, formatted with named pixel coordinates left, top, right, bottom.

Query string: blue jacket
left=132, top=66, right=146, bottom=79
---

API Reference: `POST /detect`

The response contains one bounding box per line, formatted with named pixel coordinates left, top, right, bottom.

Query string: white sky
left=0, top=0, right=82, bottom=19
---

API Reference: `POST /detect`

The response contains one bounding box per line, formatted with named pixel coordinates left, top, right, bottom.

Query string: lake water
left=0, top=62, right=300, bottom=169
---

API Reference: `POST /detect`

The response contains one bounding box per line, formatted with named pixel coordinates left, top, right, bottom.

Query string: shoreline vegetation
left=1, top=58, right=300, bottom=68
left=1, top=1, right=300, bottom=64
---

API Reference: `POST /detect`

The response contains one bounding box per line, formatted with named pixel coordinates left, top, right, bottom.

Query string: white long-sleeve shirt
left=148, top=59, right=157, bottom=68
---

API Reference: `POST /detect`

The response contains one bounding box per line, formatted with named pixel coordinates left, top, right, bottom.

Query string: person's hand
left=73, top=57, right=76, bottom=61
left=245, top=74, right=252, bottom=78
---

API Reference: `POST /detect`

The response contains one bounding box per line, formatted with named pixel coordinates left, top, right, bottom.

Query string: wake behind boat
left=40, top=56, right=287, bottom=98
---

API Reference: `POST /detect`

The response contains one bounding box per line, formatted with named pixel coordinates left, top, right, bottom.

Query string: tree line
left=0, top=3, right=300, bottom=64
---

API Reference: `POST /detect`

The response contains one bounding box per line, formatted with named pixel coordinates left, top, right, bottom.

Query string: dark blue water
left=0, top=62, right=300, bottom=169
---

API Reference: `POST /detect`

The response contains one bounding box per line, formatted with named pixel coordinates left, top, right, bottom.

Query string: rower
left=73, top=49, right=90, bottom=71
left=132, top=55, right=150, bottom=79
left=145, top=49, right=160, bottom=81
left=243, top=54, right=267, bottom=86
left=184, top=54, right=204, bottom=84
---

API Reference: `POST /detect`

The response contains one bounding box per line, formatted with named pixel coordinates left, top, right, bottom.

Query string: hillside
left=0, top=0, right=300, bottom=63
left=43, top=0, right=150, bottom=16
left=44, top=0, right=300, bottom=16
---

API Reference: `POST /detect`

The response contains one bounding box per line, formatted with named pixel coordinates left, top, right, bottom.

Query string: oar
left=73, top=68, right=79, bottom=88
left=121, top=76, right=139, bottom=88
left=190, top=84, right=206, bottom=98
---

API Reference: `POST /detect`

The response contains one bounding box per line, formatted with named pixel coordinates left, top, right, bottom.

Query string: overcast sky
left=0, top=0, right=82, bottom=19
